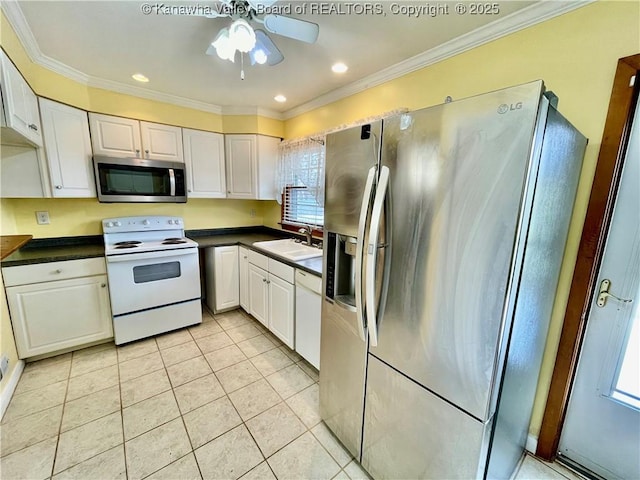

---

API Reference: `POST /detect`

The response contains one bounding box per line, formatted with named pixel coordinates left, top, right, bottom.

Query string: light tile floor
left=0, top=306, right=587, bottom=480
left=1, top=308, right=365, bottom=480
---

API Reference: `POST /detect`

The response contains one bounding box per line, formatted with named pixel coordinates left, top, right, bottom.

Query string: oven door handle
left=106, top=248, right=196, bottom=263
left=169, top=168, right=176, bottom=196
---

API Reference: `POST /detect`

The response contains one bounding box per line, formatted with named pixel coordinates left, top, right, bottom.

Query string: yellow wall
left=3, top=198, right=269, bottom=237
left=277, top=0, right=639, bottom=440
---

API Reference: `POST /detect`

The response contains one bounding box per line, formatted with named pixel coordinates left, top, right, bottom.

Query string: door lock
left=596, top=279, right=633, bottom=307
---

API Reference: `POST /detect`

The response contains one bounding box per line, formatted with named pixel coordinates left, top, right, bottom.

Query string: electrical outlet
left=249, top=209, right=256, bottom=218
left=0, top=355, right=8, bottom=382
left=36, top=211, right=50, bottom=225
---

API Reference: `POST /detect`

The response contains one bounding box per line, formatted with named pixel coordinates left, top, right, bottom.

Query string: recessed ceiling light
left=274, top=95, right=287, bottom=103
left=331, top=62, right=348, bottom=74
left=132, top=73, right=149, bottom=83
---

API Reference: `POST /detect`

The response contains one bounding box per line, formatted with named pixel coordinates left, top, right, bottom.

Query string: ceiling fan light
left=212, top=28, right=235, bottom=62
left=229, top=19, right=256, bottom=53
left=251, top=48, right=268, bottom=65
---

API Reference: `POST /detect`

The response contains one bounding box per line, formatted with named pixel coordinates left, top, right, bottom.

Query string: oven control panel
left=103, top=216, right=183, bottom=233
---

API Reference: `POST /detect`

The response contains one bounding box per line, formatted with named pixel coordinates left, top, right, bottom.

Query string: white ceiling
left=5, top=1, right=583, bottom=118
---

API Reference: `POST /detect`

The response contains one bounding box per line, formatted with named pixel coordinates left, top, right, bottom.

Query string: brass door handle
left=597, top=279, right=633, bottom=307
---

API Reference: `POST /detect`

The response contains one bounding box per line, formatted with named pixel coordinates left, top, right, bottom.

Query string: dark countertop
left=1, top=227, right=323, bottom=277
left=1, top=236, right=105, bottom=267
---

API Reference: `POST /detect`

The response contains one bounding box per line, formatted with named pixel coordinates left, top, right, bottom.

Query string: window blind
left=277, top=137, right=325, bottom=228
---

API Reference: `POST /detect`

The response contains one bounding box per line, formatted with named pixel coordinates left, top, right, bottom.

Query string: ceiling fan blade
left=254, top=30, right=284, bottom=66
left=262, top=14, right=319, bottom=43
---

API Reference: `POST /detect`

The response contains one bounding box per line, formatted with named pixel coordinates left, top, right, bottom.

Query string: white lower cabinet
left=268, top=274, right=295, bottom=348
left=205, top=246, right=240, bottom=313
left=239, top=246, right=250, bottom=311
left=247, top=252, right=295, bottom=348
left=248, top=263, right=269, bottom=327
left=3, top=258, right=113, bottom=359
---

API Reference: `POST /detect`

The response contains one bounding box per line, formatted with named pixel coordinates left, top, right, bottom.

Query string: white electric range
left=103, top=216, right=201, bottom=344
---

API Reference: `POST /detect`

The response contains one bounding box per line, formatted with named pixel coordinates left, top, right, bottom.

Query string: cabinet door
left=225, top=134, right=257, bottom=199
left=39, top=98, right=95, bottom=197
left=256, top=135, right=280, bottom=200
left=183, top=128, right=226, bottom=198
left=0, top=51, right=42, bottom=146
left=214, top=246, right=240, bottom=311
left=6, top=275, right=113, bottom=358
left=89, top=113, right=142, bottom=158
left=268, top=274, right=295, bottom=348
left=248, top=263, right=269, bottom=327
left=140, top=121, right=184, bottom=163
left=239, top=246, right=250, bottom=311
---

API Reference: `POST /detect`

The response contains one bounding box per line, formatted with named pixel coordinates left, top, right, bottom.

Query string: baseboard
left=0, top=359, right=25, bottom=421
left=526, top=433, right=538, bottom=454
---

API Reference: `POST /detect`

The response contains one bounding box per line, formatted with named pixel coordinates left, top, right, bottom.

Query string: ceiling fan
left=201, top=0, right=319, bottom=68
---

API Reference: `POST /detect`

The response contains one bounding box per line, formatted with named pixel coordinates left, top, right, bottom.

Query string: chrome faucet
left=298, top=225, right=313, bottom=245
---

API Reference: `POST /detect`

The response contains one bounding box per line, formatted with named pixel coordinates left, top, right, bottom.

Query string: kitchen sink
left=253, top=239, right=323, bottom=261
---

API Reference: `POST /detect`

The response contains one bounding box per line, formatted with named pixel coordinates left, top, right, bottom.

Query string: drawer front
left=2, top=257, right=107, bottom=287
left=269, top=258, right=294, bottom=283
left=248, top=250, right=269, bottom=270
left=295, top=269, right=322, bottom=294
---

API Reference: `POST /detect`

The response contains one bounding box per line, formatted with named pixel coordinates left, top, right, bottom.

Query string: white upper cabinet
left=257, top=135, right=280, bottom=200
left=183, top=128, right=226, bottom=198
left=140, top=121, right=183, bottom=162
left=225, top=134, right=256, bottom=199
left=39, top=98, right=95, bottom=197
left=89, top=113, right=183, bottom=163
left=0, top=50, right=43, bottom=146
left=225, top=134, right=280, bottom=200
left=89, top=113, right=141, bottom=158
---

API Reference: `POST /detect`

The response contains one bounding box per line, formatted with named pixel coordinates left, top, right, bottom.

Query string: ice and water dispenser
left=325, top=232, right=358, bottom=311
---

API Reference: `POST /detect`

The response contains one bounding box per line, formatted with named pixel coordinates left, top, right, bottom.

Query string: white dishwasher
left=295, top=269, right=322, bottom=369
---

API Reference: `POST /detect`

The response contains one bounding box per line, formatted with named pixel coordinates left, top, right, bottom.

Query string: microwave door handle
left=169, top=169, right=176, bottom=196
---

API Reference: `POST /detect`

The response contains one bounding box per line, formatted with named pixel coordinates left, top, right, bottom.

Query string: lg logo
left=497, top=102, right=523, bottom=114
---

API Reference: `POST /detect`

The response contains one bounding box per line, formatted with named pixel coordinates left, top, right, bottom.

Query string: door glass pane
left=133, top=262, right=181, bottom=283
left=612, top=292, right=640, bottom=409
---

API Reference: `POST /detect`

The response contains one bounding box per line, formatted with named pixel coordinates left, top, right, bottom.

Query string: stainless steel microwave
left=93, top=156, right=187, bottom=203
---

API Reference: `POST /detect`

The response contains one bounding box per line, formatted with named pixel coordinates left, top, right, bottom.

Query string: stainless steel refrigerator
left=319, top=81, right=587, bottom=479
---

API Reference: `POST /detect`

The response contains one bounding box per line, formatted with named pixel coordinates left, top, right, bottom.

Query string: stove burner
left=114, top=245, right=139, bottom=249
left=162, top=238, right=188, bottom=245
left=114, top=241, right=142, bottom=246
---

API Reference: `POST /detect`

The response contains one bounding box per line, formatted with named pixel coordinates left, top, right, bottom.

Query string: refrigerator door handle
left=366, top=165, right=389, bottom=347
left=355, top=166, right=378, bottom=341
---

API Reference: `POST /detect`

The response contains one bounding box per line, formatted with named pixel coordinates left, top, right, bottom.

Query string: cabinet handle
left=55, top=185, right=62, bottom=189
left=262, top=278, right=266, bottom=283
left=145, top=149, right=149, bottom=158
left=135, top=149, right=140, bottom=157
left=28, top=123, right=38, bottom=131
left=243, top=256, right=247, bottom=259
left=54, top=269, right=62, bottom=274
left=267, top=280, right=271, bottom=284
left=101, top=283, right=107, bottom=288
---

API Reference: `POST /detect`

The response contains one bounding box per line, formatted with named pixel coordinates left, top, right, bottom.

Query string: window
left=277, top=137, right=325, bottom=229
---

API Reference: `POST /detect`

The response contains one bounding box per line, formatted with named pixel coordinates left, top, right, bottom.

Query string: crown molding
left=1, top=0, right=230, bottom=117
left=282, top=0, right=594, bottom=120
left=3, top=0, right=593, bottom=122
left=221, top=105, right=285, bottom=119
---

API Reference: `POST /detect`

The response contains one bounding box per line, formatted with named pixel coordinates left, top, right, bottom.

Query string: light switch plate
left=36, top=211, right=50, bottom=225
